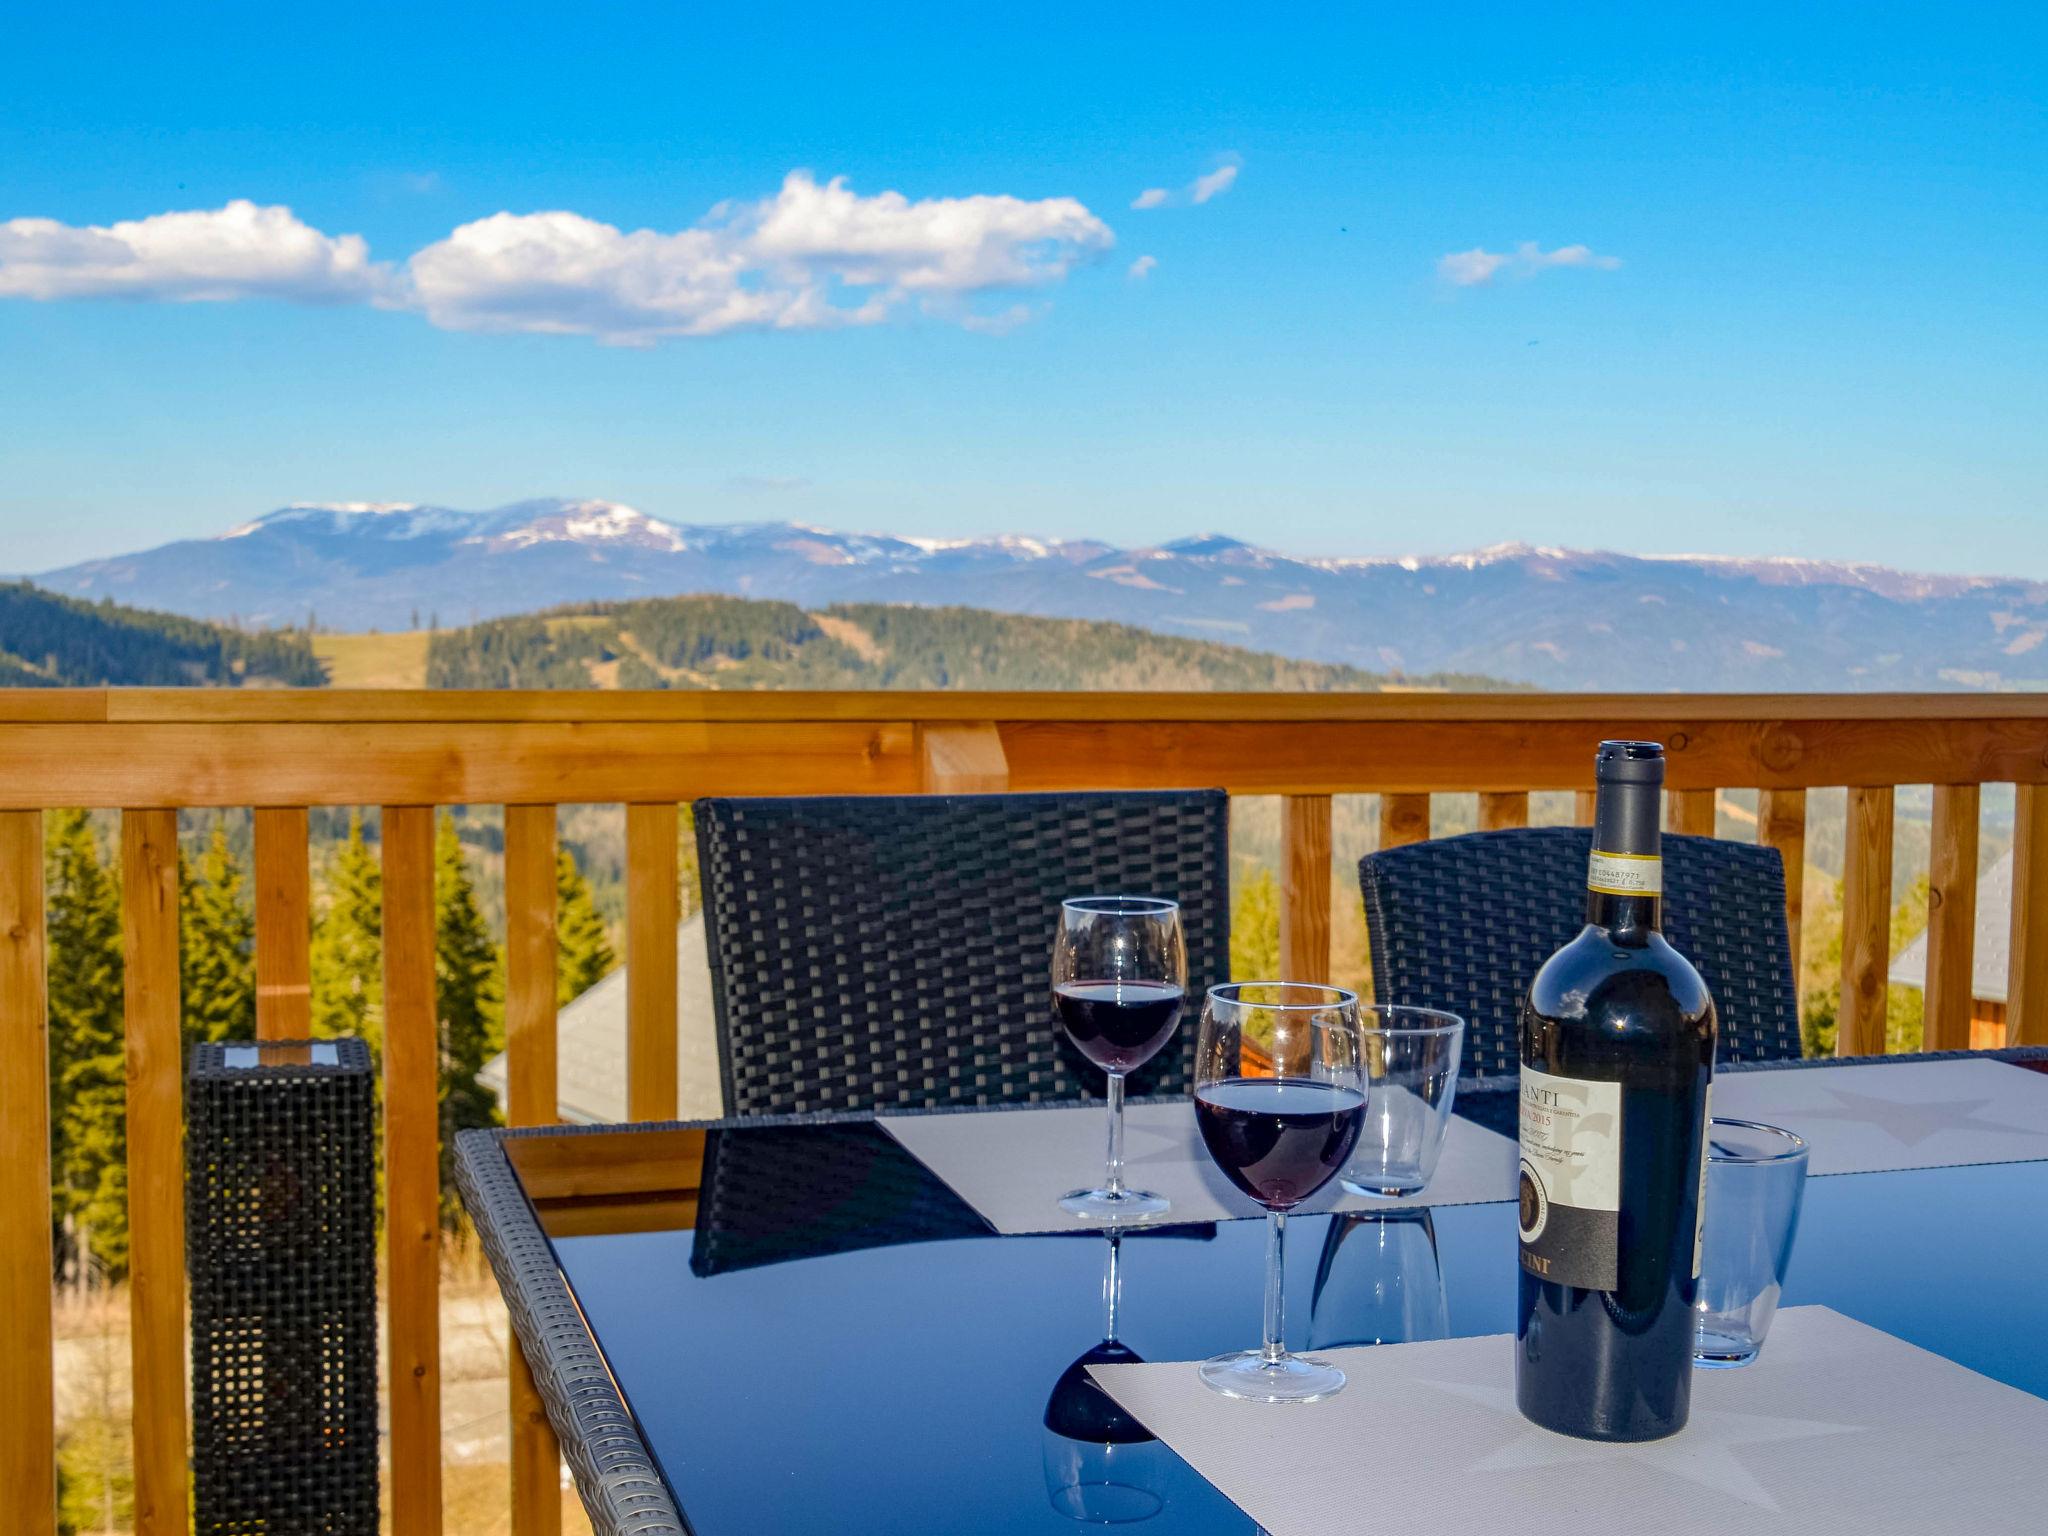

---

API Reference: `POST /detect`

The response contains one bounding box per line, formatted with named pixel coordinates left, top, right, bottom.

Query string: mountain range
left=35, top=499, right=2048, bottom=690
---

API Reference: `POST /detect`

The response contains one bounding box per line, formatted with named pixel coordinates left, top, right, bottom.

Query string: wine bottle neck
left=1586, top=777, right=1662, bottom=933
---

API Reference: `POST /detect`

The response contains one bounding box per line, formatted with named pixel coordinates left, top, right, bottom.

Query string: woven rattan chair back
left=1359, top=825, right=1800, bottom=1078
left=696, top=789, right=1231, bottom=1116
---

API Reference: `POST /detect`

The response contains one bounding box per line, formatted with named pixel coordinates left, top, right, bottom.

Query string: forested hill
left=0, top=582, right=324, bottom=687
left=423, top=596, right=1519, bottom=692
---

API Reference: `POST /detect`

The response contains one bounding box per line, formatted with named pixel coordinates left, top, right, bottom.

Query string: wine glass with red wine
left=1052, top=896, right=1188, bottom=1222
left=1193, top=982, right=1367, bottom=1401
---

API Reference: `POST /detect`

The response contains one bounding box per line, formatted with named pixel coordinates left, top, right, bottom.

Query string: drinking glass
left=1307, top=1209, right=1449, bottom=1351
left=1041, top=1234, right=1170, bottom=1524
left=1053, top=897, right=1188, bottom=1222
left=1192, top=982, right=1367, bottom=1401
left=1694, top=1118, right=1809, bottom=1368
left=1338, top=1005, right=1465, bottom=1198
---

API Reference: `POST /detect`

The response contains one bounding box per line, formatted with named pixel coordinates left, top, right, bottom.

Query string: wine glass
left=1192, top=982, right=1367, bottom=1401
left=1040, top=1233, right=1171, bottom=1524
left=1053, top=897, right=1188, bottom=1222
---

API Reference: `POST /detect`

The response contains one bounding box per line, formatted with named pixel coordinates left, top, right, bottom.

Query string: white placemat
left=878, top=1099, right=1517, bottom=1235
left=1091, top=1307, right=2046, bottom=1536
left=1715, top=1058, right=2048, bottom=1175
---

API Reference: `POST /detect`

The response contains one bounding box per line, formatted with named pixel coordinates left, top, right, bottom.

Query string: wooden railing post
left=626, top=804, right=680, bottom=1122
left=1838, top=786, right=1895, bottom=1056
left=2007, top=783, right=2048, bottom=1047
left=919, top=722, right=1010, bottom=793
left=382, top=805, right=442, bottom=1536
left=1667, top=789, right=1717, bottom=837
left=1280, top=795, right=1332, bottom=986
left=1377, top=793, right=1429, bottom=850
left=1573, top=790, right=1597, bottom=826
left=254, top=806, right=312, bottom=1039
left=1478, top=792, right=1529, bottom=831
left=1924, top=785, right=1981, bottom=1052
left=502, top=805, right=562, bottom=1536
left=0, top=810, right=55, bottom=1536
left=1756, top=788, right=1807, bottom=991
left=122, top=810, right=188, bottom=1536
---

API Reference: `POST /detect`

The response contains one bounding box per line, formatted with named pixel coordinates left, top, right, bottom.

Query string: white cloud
left=1, top=173, right=1114, bottom=345
left=1128, top=254, right=1157, bottom=279
left=1438, top=241, right=1622, bottom=287
left=1190, top=163, right=1239, bottom=204
left=409, top=174, right=1111, bottom=344
left=1130, top=157, right=1240, bottom=210
left=0, top=200, right=392, bottom=304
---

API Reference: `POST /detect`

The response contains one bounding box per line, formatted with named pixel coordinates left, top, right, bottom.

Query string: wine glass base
left=1693, top=1329, right=1763, bottom=1368
left=1339, top=1177, right=1426, bottom=1199
left=1198, top=1349, right=1346, bottom=1402
left=1059, top=1187, right=1170, bottom=1223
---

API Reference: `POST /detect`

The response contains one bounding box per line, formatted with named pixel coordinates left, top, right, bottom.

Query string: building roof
left=1889, top=849, right=2012, bottom=1004
left=477, top=913, right=726, bottom=1124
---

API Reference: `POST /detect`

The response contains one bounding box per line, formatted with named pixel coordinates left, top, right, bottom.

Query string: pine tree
left=1229, top=865, right=1282, bottom=984
left=311, top=813, right=383, bottom=1052
left=555, top=845, right=616, bottom=1006
left=45, top=809, right=127, bottom=1280
left=434, top=812, right=502, bottom=1218
left=181, top=817, right=255, bottom=1047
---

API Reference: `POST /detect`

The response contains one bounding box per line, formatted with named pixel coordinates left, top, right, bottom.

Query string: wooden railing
left=4, top=687, right=2047, bottom=1536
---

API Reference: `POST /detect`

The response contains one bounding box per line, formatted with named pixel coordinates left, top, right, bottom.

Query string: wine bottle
left=1515, top=740, right=1716, bottom=1441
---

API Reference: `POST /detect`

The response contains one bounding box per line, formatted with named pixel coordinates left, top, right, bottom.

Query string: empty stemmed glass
left=1192, top=982, right=1368, bottom=1401
left=1052, top=897, right=1188, bottom=1221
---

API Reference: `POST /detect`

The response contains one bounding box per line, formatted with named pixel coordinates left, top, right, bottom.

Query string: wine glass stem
left=1262, top=1211, right=1288, bottom=1365
left=1104, top=1071, right=1127, bottom=1198
left=1104, top=1231, right=1122, bottom=1342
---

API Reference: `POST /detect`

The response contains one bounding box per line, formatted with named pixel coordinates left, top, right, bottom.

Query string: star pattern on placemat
left=1785, top=1086, right=2047, bottom=1149
left=1421, top=1381, right=1860, bottom=1513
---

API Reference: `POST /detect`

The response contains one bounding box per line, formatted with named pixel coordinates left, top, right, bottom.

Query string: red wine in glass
left=1052, top=897, right=1188, bottom=1223
left=1194, top=1077, right=1366, bottom=1210
left=1056, top=980, right=1185, bottom=1074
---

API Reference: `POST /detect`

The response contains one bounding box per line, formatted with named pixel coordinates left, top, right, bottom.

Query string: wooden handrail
left=4, top=685, right=2046, bottom=1535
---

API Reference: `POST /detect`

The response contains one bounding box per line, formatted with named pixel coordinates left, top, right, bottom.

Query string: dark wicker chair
left=1360, top=826, right=1800, bottom=1078
left=695, top=789, right=1231, bottom=1116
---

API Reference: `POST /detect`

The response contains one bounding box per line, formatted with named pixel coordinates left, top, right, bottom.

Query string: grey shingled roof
left=1889, top=850, right=2012, bottom=1004
left=477, top=913, right=725, bottom=1124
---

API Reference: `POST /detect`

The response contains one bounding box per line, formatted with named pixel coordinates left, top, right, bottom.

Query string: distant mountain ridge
left=35, top=499, right=2048, bottom=690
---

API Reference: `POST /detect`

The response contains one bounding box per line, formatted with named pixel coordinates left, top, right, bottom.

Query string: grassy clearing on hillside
left=314, top=631, right=432, bottom=687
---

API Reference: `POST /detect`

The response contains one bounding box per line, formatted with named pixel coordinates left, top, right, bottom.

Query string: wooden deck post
left=626, top=803, right=680, bottom=1122
left=1477, top=791, right=1529, bottom=831
left=2007, top=784, right=2048, bottom=1047
left=254, top=806, right=313, bottom=1039
left=1377, top=793, right=1429, bottom=850
left=382, top=806, right=442, bottom=1536
left=1837, top=786, right=1895, bottom=1056
left=1756, top=788, right=1808, bottom=995
left=503, top=805, right=563, bottom=1536
left=1280, top=795, right=1332, bottom=986
left=1924, top=785, right=1981, bottom=1052
left=919, top=723, right=1010, bottom=793
left=122, top=810, right=188, bottom=1536
left=0, top=811, right=55, bottom=1536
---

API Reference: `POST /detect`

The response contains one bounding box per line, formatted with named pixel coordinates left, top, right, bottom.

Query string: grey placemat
left=1091, top=1307, right=2045, bottom=1536
left=878, top=1099, right=1517, bottom=1235
left=1713, top=1057, right=2048, bottom=1175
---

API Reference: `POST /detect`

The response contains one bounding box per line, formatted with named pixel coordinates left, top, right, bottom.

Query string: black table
left=458, top=1050, right=2048, bottom=1535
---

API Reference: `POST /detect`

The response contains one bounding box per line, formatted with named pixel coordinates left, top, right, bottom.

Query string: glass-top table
left=457, top=1050, right=2048, bottom=1536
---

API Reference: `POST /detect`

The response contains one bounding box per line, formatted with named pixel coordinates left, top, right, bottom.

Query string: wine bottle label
left=1587, top=849, right=1662, bottom=896
left=1518, top=1066, right=1621, bottom=1289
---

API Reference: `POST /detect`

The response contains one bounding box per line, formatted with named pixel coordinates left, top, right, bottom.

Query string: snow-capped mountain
left=33, top=499, right=2048, bottom=690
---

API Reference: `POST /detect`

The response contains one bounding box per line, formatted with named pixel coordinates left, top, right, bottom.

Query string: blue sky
left=2, top=2, right=2042, bottom=575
